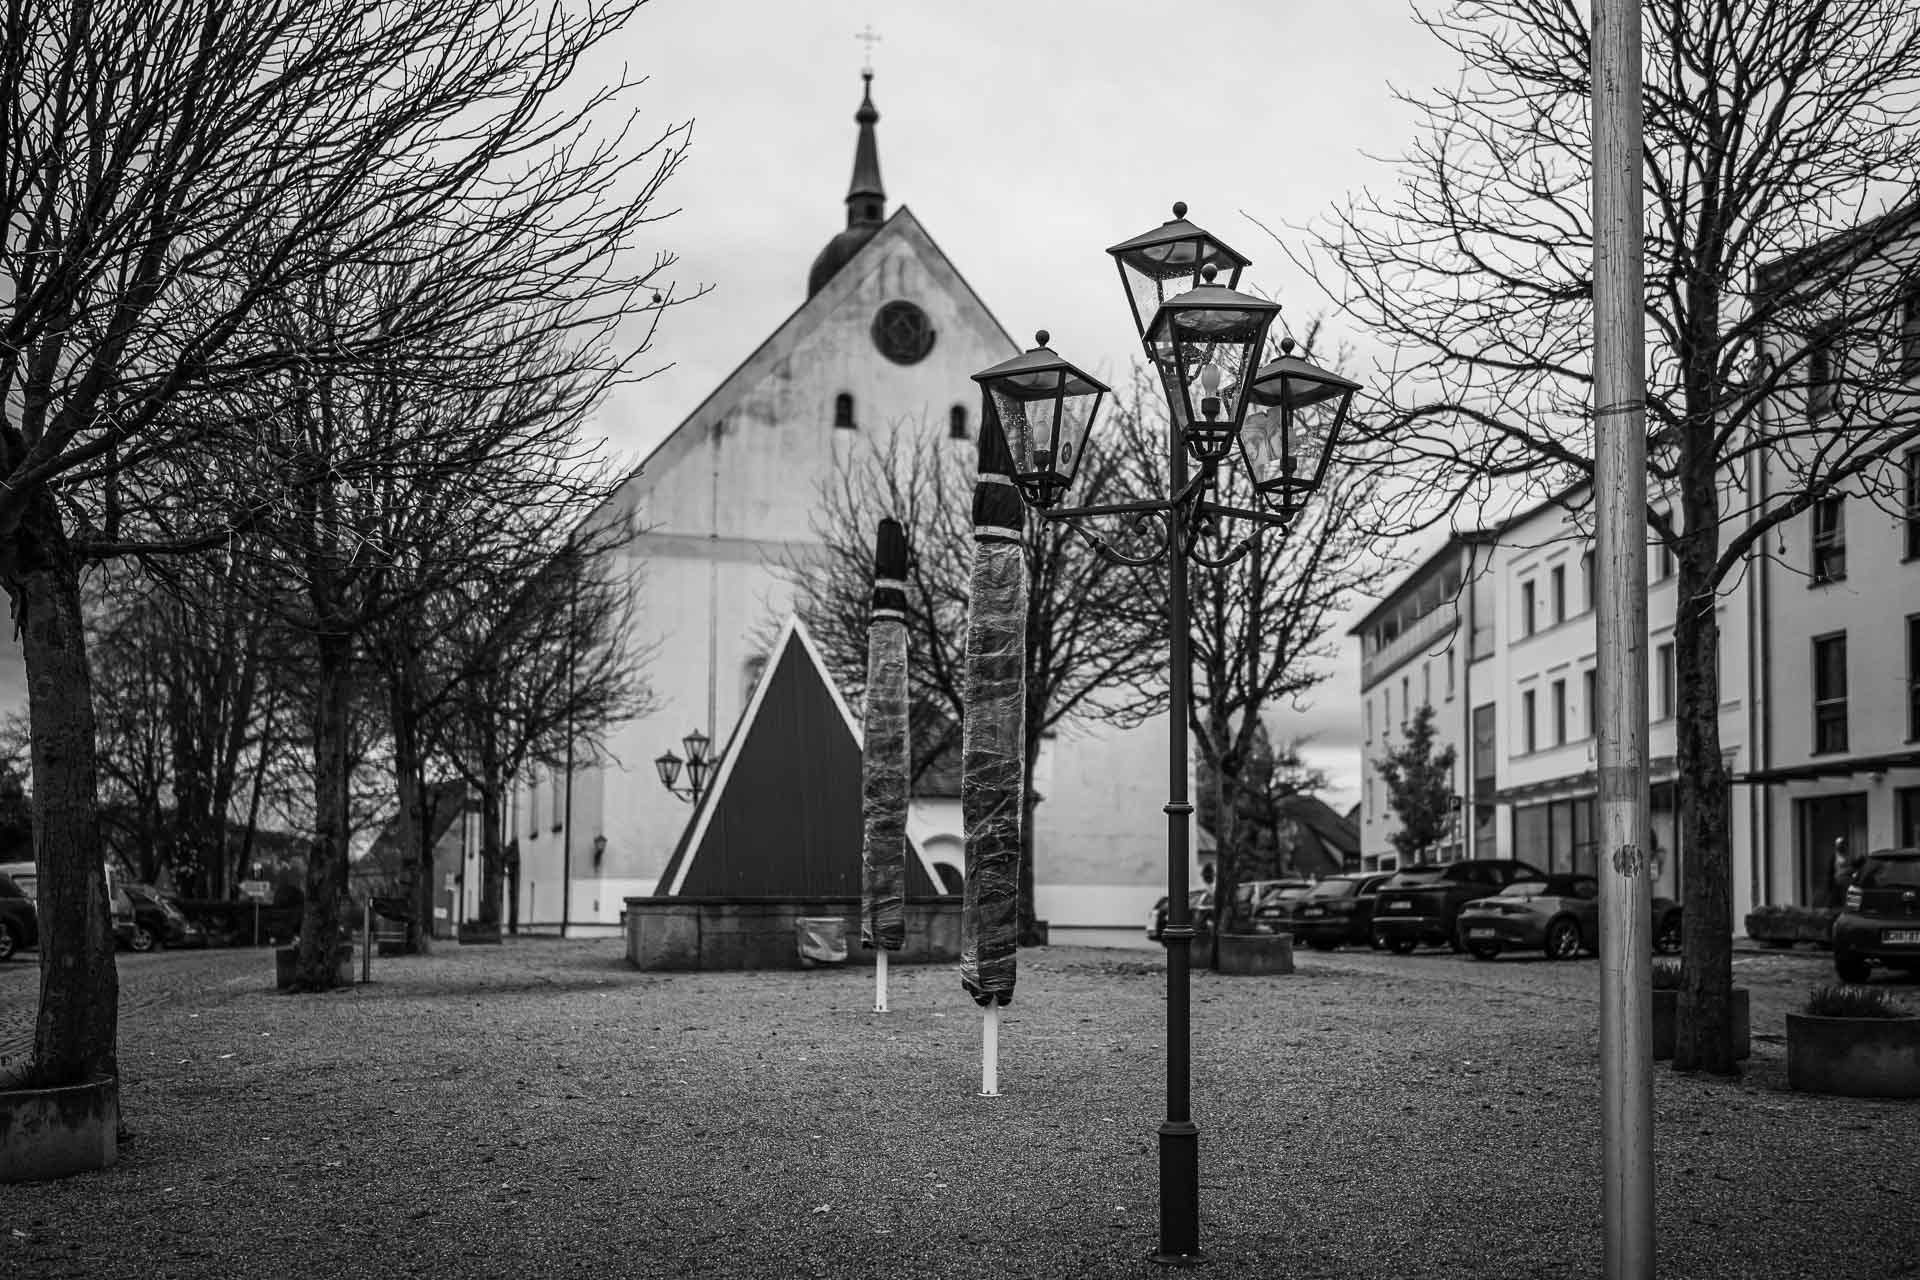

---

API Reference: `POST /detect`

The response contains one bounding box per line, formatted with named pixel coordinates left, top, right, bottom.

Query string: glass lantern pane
left=1120, top=257, right=1193, bottom=339
left=1240, top=408, right=1286, bottom=488
left=990, top=385, right=1044, bottom=476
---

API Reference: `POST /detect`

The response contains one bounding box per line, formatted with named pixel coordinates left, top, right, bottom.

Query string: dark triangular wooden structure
left=655, top=616, right=942, bottom=898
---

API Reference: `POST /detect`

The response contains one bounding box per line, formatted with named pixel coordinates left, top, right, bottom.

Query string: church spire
left=845, top=71, right=885, bottom=228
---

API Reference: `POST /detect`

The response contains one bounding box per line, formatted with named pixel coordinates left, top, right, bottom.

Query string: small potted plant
left=1650, top=958, right=1749, bottom=1061
left=1787, top=985, right=1920, bottom=1098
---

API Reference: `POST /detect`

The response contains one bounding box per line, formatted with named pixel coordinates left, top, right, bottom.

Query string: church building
left=498, top=74, right=1178, bottom=941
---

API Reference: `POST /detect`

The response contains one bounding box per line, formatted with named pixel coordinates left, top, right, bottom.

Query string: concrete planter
left=457, top=922, right=503, bottom=945
left=1651, top=988, right=1750, bottom=1061
left=1787, top=1013, right=1920, bottom=1098
left=1213, top=932, right=1295, bottom=976
left=0, top=1075, right=118, bottom=1183
left=1744, top=905, right=1837, bottom=949
left=625, top=896, right=962, bottom=970
left=274, top=943, right=356, bottom=990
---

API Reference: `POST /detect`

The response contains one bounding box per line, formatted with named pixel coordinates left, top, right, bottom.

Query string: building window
left=549, top=772, right=564, bottom=832
left=1908, top=614, right=1920, bottom=742
left=1552, top=678, right=1567, bottom=746
left=1471, top=703, right=1496, bottom=799
left=1382, top=689, right=1391, bottom=736
left=1656, top=642, right=1675, bottom=720
left=871, top=299, right=937, bottom=365
left=1365, top=700, right=1373, bottom=743
left=1655, top=540, right=1675, bottom=582
left=1904, top=449, right=1919, bottom=560
left=1401, top=675, right=1410, bottom=728
left=1521, top=579, right=1536, bottom=637
left=527, top=770, right=540, bottom=837
left=1550, top=565, right=1566, bottom=624
left=1902, top=286, right=1920, bottom=380
left=1522, top=689, right=1537, bottom=754
left=1423, top=662, right=1432, bottom=707
left=834, top=393, right=856, bottom=429
left=1808, top=338, right=1836, bottom=416
left=1811, top=495, right=1846, bottom=583
left=1581, top=549, right=1595, bottom=611
left=1813, top=631, right=1849, bottom=755
left=1446, top=649, right=1456, bottom=699
left=949, top=404, right=969, bottom=439
left=1583, top=668, right=1598, bottom=738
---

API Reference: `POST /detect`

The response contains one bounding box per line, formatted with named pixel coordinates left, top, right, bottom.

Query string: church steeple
left=846, top=71, right=885, bottom=227
left=808, top=72, right=889, bottom=297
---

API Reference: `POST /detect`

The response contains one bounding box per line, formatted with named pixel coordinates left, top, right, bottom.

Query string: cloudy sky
left=0, top=0, right=1464, bottom=806
left=575, top=0, right=1463, bottom=807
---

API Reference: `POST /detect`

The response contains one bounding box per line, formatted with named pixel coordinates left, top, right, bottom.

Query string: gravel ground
left=1, top=939, right=1916, bottom=1280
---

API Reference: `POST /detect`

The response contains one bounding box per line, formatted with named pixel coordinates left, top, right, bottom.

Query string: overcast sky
left=0, top=0, right=1464, bottom=807
left=577, top=0, right=1463, bottom=807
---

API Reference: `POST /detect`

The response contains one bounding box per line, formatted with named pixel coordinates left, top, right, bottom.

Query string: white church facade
left=497, top=74, right=1177, bottom=940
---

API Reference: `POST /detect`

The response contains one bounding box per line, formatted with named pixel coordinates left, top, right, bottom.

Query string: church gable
left=610, top=207, right=1018, bottom=543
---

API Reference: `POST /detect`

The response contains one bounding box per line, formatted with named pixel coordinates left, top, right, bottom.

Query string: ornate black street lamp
left=975, top=203, right=1358, bottom=1266
left=654, top=728, right=717, bottom=806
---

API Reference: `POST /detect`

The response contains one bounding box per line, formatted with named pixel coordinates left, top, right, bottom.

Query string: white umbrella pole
left=874, top=949, right=889, bottom=1013
left=979, top=1002, right=1000, bottom=1097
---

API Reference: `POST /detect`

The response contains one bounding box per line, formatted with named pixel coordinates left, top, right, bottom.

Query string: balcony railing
left=1362, top=607, right=1459, bottom=689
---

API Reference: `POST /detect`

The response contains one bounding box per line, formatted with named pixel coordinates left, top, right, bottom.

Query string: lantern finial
left=1035, top=330, right=1050, bottom=347
left=1172, top=201, right=1187, bottom=218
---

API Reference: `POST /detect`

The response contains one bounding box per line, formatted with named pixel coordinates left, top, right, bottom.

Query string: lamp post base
left=1153, top=1118, right=1201, bottom=1265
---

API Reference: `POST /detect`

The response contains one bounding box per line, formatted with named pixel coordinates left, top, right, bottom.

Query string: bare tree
left=2, top=0, right=691, bottom=1050
left=782, top=422, right=1164, bottom=945
left=1105, top=360, right=1390, bottom=958
left=1303, top=0, right=1920, bottom=1074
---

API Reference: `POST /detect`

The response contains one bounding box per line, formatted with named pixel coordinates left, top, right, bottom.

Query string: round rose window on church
left=871, top=300, right=936, bottom=365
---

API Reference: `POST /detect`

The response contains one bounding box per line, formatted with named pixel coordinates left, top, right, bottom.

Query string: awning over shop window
left=1730, top=748, right=1920, bottom=786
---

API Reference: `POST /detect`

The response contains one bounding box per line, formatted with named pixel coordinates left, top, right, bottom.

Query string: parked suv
left=1832, top=848, right=1920, bottom=982
left=1372, top=859, right=1547, bottom=953
left=0, top=870, right=39, bottom=960
left=1289, top=872, right=1392, bottom=950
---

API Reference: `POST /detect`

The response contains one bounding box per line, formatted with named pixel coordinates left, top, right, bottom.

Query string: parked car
left=0, top=870, right=38, bottom=960
left=0, top=858, right=138, bottom=947
left=1371, top=859, right=1548, bottom=953
left=1147, top=888, right=1214, bottom=941
left=1247, top=879, right=1316, bottom=932
left=122, top=884, right=208, bottom=952
left=1832, top=847, right=1920, bottom=982
left=1289, top=872, right=1392, bottom=950
left=1455, top=873, right=1684, bottom=960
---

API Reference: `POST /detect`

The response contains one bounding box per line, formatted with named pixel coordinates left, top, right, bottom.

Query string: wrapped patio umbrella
left=959, top=396, right=1026, bottom=1052
left=860, top=517, right=911, bottom=1012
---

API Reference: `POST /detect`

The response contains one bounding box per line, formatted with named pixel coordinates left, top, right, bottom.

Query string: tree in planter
left=423, top=532, right=651, bottom=936
left=1105, top=359, right=1389, bottom=958
left=1375, top=703, right=1459, bottom=866
left=0, top=0, right=690, bottom=1080
left=780, top=421, right=1164, bottom=947
left=1302, top=0, right=1920, bottom=1073
left=1195, top=722, right=1330, bottom=893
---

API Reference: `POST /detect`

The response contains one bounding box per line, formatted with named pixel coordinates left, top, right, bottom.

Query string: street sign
left=238, top=879, right=272, bottom=902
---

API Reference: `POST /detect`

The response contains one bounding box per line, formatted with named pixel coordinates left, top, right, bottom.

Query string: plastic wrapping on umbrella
left=860, top=615, right=910, bottom=951
left=959, top=533, right=1026, bottom=1007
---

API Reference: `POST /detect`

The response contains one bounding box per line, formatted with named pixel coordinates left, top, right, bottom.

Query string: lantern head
left=1142, top=265, right=1282, bottom=462
left=1240, top=338, right=1361, bottom=510
left=972, top=332, right=1110, bottom=510
left=1106, top=202, right=1253, bottom=340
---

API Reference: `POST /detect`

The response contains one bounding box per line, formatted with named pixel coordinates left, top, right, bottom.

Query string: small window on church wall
left=871, top=300, right=936, bottom=365
left=834, top=393, right=856, bottom=429
left=949, top=404, right=968, bottom=439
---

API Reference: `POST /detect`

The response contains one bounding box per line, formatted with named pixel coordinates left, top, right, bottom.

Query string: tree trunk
left=389, top=670, right=431, bottom=955
left=477, top=777, right=503, bottom=927
left=13, top=494, right=118, bottom=1087
left=294, top=631, right=353, bottom=991
left=1672, top=529, right=1736, bottom=1074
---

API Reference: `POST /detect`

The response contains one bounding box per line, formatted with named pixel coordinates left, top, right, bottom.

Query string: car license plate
left=1386, top=901, right=1411, bottom=910
left=1468, top=928, right=1497, bottom=939
left=1884, top=929, right=1920, bottom=946
left=1303, top=907, right=1324, bottom=917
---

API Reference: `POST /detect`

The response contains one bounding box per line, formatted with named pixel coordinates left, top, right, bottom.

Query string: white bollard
left=874, top=949, right=889, bottom=1013
left=979, top=1002, right=1000, bottom=1097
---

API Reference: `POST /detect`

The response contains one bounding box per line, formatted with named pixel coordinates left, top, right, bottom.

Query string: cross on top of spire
left=856, top=24, right=881, bottom=75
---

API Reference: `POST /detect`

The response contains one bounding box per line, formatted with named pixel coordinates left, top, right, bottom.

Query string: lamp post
left=654, top=728, right=718, bottom=806
left=974, top=203, right=1357, bottom=1265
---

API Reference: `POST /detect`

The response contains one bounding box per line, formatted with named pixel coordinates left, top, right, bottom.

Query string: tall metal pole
left=1592, top=0, right=1655, bottom=1274
left=1156, top=420, right=1199, bottom=1265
